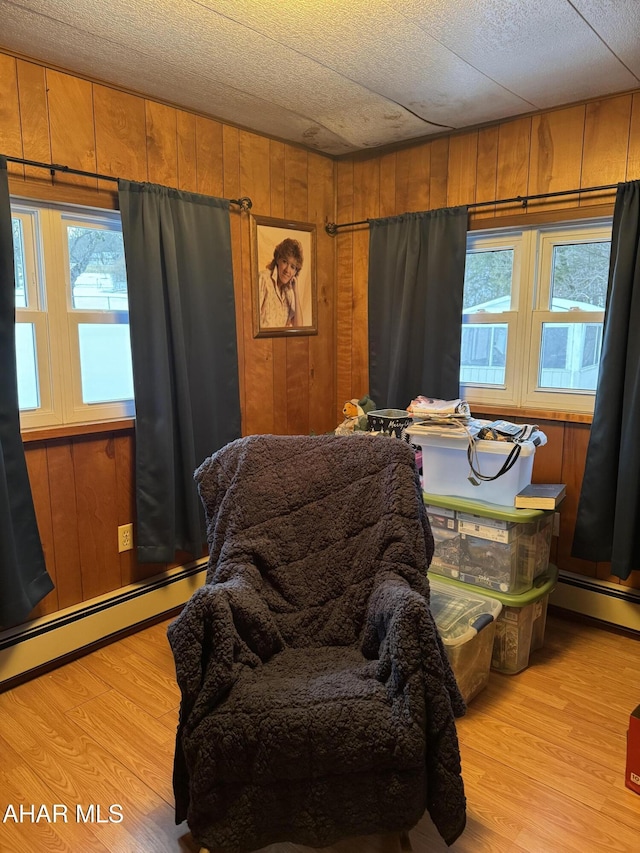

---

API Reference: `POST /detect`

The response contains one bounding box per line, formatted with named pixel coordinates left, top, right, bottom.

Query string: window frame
left=460, top=218, right=611, bottom=414
left=13, top=198, right=134, bottom=430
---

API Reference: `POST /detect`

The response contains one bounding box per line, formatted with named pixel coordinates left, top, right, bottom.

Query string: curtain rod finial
left=238, top=197, right=252, bottom=212
left=325, top=222, right=338, bottom=236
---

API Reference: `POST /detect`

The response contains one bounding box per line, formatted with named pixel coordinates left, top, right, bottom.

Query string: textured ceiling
left=1, top=0, right=639, bottom=155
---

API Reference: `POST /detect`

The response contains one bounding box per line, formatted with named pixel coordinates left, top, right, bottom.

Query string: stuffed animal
left=355, top=395, right=376, bottom=430
left=334, top=395, right=377, bottom=435
left=335, top=399, right=364, bottom=435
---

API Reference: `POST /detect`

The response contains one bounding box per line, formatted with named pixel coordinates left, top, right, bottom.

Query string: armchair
left=168, top=434, right=466, bottom=852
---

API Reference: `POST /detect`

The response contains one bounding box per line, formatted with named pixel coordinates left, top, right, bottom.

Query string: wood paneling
left=429, top=137, right=448, bottom=210
left=447, top=131, right=478, bottom=207
left=308, top=152, right=337, bottom=434
left=336, top=159, right=355, bottom=414
left=177, top=110, right=197, bottom=192
left=145, top=100, right=177, bottom=186
left=0, top=53, right=23, bottom=178
left=495, top=116, right=531, bottom=214
left=16, top=60, right=51, bottom=182
left=46, top=69, right=97, bottom=189
left=46, top=439, right=83, bottom=608
left=627, top=93, right=640, bottom=181
left=94, top=84, right=147, bottom=186
left=72, top=436, right=122, bottom=600
left=195, top=115, right=223, bottom=196
left=475, top=125, right=499, bottom=219
left=239, top=130, right=275, bottom=436
left=529, top=105, right=584, bottom=212
left=581, top=95, right=632, bottom=204
left=379, top=151, right=396, bottom=217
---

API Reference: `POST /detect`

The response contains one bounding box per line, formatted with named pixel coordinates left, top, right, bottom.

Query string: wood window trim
left=22, top=418, right=135, bottom=443
left=473, top=405, right=592, bottom=425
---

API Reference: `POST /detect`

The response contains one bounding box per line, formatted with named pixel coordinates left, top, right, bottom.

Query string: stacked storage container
left=432, top=566, right=558, bottom=674
left=428, top=577, right=502, bottom=703
left=424, top=493, right=557, bottom=679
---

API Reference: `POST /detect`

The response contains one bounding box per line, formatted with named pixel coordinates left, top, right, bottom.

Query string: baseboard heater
left=0, top=559, right=208, bottom=685
left=551, top=571, right=640, bottom=634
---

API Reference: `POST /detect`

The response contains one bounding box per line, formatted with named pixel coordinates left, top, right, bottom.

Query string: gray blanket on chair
left=168, top=434, right=466, bottom=851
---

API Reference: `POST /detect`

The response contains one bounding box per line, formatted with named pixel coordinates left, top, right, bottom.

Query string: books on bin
left=515, top=483, right=566, bottom=510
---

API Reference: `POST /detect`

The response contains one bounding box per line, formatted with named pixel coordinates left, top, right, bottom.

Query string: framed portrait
left=250, top=215, right=317, bottom=337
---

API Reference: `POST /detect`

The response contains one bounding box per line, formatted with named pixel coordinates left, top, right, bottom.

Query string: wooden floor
left=0, top=611, right=638, bottom=853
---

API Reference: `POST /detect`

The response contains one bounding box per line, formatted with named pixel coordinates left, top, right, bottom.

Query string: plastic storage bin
left=424, top=493, right=554, bottom=594
left=431, top=566, right=558, bottom=674
left=408, top=424, right=536, bottom=506
left=428, top=577, right=503, bottom=703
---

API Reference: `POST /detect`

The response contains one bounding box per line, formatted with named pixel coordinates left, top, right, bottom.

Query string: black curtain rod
left=6, top=156, right=253, bottom=211
left=324, top=181, right=620, bottom=235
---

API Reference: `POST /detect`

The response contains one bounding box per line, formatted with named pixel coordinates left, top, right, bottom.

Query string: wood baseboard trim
left=0, top=559, right=208, bottom=686
left=550, top=572, right=640, bottom=634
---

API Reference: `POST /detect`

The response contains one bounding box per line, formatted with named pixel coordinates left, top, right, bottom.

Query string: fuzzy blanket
left=168, top=434, right=466, bottom=851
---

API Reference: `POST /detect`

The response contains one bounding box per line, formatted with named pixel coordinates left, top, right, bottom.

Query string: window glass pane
left=78, top=324, right=134, bottom=404
left=15, top=323, right=39, bottom=409
left=550, top=241, right=610, bottom=311
left=460, top=323, right=508, bottom=385
left=67, top=225, right=128, bottom=310
left=13, top=217, right=27, bottom=308
left=539, top=322, right=600, bottom=391
left=463, top=249, right=513, bottom=313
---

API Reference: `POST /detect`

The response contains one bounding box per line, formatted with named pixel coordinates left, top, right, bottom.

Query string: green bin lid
left=423, top=491, right=551, bottom=522
left=429, top=564, right=559, bottom=606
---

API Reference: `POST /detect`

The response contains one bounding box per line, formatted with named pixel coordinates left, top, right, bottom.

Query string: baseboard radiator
left=551, top=571, right=640, bottom=633
left=2, top=563, right=637, bottom=685
left=0, top=559, right=208, bottom=685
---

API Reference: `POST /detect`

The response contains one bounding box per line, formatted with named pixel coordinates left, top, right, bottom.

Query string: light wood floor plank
left=67, top=688, right=176, bottom=804
left=79, top=642, right=180, bottom=717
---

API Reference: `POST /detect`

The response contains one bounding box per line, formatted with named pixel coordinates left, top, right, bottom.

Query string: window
left=460, top=221, right=611, bottom=413
left=13, top=200, right=134, bottom=428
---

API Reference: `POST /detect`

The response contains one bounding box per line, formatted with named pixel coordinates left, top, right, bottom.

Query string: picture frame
left=250, top=215, right=317, bottom=337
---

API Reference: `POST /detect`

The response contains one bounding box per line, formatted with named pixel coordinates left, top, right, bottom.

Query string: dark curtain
left=118, top=180, right=241, bottom=564
left=368, top=207, right=468, bottom=409
left=0, top=156, right=53, bottom=627
left=572, top=180, right=640, bottom=580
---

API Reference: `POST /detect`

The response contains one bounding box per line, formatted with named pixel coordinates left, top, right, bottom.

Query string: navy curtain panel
left=572, top=181, right=640, bottom=580
left=118, top=180, right=241, bottom=564
left=0, top=156, right=53, bottom=627
left=368, top=207, right=468, bottom=410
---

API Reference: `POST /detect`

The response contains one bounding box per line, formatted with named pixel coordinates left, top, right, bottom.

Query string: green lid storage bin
left=430, top=566, right=558, bottom=675
left=424, top=493, right=554, bottom=594
left=429, top=577, right=503, bottom=703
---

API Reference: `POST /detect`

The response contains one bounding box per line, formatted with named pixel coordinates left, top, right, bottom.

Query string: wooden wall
left=335, top=92, right=640, bottom=591
left=0, top=51, right=337, bottom=623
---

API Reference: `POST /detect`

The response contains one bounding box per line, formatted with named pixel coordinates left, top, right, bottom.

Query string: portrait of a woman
left=251, top=216, right=316, bottom=337
left=258, top=237, right=304, bottom=328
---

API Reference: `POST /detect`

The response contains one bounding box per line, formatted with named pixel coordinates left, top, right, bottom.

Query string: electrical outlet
left=118, top=523, right=134, bottom=552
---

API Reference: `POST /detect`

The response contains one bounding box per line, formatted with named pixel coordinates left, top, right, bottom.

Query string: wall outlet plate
left=118, top=523, right=134, bottom=552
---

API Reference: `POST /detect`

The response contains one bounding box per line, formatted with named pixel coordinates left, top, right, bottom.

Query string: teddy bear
left=334, top=395, right=377, bottom=435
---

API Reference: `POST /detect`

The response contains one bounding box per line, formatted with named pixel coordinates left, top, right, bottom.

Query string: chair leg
left=399, top=831, right=413, bottom=851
